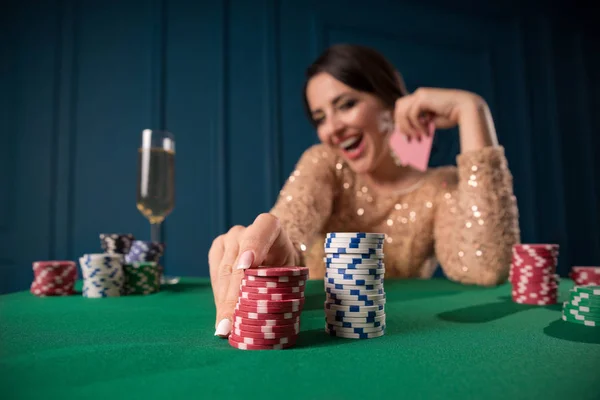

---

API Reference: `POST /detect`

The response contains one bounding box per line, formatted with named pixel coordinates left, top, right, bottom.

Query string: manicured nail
left=214, top=319, right=231, bottom=337
left=235, top=250, right=254, bottom=270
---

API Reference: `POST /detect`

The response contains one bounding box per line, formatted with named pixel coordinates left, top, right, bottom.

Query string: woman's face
left=306, top=72, right=390, bottom=174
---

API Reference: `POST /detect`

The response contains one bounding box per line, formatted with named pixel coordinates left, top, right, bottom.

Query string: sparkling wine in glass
left=136, top=129, right=178, bottom=284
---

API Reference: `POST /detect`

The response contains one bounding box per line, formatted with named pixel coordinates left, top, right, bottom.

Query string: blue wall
left=1, top=0, right=598, bottom=293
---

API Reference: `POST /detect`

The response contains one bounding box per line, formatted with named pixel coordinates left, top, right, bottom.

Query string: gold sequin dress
left=270, top=144, right=520, bottom=286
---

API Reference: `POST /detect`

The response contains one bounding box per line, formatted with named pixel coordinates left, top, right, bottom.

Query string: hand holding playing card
left=393, top=87, right=481, bottom=142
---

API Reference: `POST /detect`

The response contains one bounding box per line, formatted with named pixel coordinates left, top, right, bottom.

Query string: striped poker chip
left=240, top=285, right=303, bottom=294
left=229, top=333, right=295, bottom=346
left=244, top=266, right=308, bottom=277
left=99, top=233, right=135, bottom=255
left=325, top=327, right=385, bottom=339
left=325, top=309, right=385, bottom=318
left=327, top=293, right=385, bottom=301
left=30, top=261, right=77, bottom=297
left=233, top=315, right=300, bottom=326
left=325, top=282, right=384, bottom=291
left=122, top=262, right=160, bottom=295
left=326, top=314, right=386, bottom=324
left=571, top=285, right=600, bottom=296
left=241, top=278, right=305, bottom=288
left=326, top=287, right=384, bottom=296
left=239, top=291, right=304, bottom=301
left=245, top=274, right=306, bottom=283
left=326, top=232, right=385, bottom=240
left=233, top=321, right=299, bottom=334
left=325, top=237, right=384, bottom=245
left=327, top=267, right=385, bottom=275
left=325, top=253, right=384, bottom=261
left=509, top=243, right=559, bottom=305
left=229, top=266, right=306, bottom=350
left=228, top=335, right=294, bottom=350
left=232, top=326, right=299, bottom=340
left=125, top=240, right=165, bottom=263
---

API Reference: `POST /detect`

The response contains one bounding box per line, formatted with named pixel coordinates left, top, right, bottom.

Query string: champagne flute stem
left=151, top=222, right=162, bottom=243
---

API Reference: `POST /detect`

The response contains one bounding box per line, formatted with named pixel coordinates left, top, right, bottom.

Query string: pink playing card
left=388, top=123, right=435, bottom=171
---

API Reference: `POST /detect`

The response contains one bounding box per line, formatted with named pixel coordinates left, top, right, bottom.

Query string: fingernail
left=214, top=319, right=231, bottom=337
left=235, top=250, right=254, bottom=270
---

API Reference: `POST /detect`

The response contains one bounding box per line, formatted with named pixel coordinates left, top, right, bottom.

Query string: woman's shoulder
left=422, top=165, right=459, bottom=188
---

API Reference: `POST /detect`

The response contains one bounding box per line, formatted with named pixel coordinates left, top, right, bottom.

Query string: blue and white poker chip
left=324, top=232, right=387, bottom=338
left=325, top=253, right=384, bottom=260
left=327, top=319, right=385, bottom=328
left=325, top=302, right=384, bottom=312
left=326, top=232, right=386, bottom=240
left=328, top=293, right=386, bottom=301
left=325, top=329, right=385, bottom=339
left=325, top=282, right=384, bottom=291
left=326, top=267, right=385, bottom=275
left=327, top=314, right=386, bottom=323
left=326, top=287, right=384, bottom=296
left=325, top=242, right=384, bottom=250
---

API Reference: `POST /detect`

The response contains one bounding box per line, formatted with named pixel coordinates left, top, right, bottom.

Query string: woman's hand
left=393, top=87, right=498, bottom=152
left=208, top=213, right=299, bottom=337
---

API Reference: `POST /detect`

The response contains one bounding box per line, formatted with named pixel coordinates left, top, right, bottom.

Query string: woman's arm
left=269, top=144, right=339, bottom=266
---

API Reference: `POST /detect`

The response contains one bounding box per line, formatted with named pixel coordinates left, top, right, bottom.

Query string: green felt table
left=1, top=278, right=599, bottom=400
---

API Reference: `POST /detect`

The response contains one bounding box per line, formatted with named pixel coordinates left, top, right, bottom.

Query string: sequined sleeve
left=270, top=144, right=338, bottom=266
left=432, top=146, right=521, bottom=286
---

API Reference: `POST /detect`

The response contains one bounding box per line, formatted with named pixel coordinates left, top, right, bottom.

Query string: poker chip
left=239, top=291, right=304, bottom=300
left=244, top=266, right=308, bottom=277
left=122, top=262, right=161, bottom=295
left=125, top=240, right=165, bottom=263
left=326, top=232, right=386, bottom=240
left=241, top=278, right=305, bottom=288
left=569, top=266, right=600, bottom=286
left=561, top=286, right=600, bottom=327
left=228, top=335, right=295, bottom=350
left=99, top=233, right=135, bottom=255
left=509, top=244, right=559, bottom=305
left=30, top=261, right=77, bottom=297
left=323, top=232, right=386, bottom=339
left=79, top=253, right=124, bottom=298
left=228, top=266, right=307, bottom=350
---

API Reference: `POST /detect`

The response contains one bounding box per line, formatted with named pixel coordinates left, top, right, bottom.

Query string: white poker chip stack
left=323, top=232, right=386, bottom=339
left=79, top=253, right=125, bottom=298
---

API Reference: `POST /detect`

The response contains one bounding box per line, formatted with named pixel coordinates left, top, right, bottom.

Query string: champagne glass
left=136, top=129, right=179, bottom=284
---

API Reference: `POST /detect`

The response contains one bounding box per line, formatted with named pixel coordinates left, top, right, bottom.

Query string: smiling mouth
left=339, top=135, right=363, bottom=151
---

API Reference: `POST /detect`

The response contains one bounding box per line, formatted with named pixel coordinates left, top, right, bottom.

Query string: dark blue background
left=1, top=0, right=598, bottom=293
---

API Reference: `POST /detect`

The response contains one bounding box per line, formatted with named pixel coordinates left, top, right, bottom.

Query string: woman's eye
left=339, top=99, right=357, bottom=110
left=313, top=116, right=325, bottom=126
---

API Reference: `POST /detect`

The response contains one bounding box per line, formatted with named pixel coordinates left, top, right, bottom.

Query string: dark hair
left=303, top=44, right=408, bottom=126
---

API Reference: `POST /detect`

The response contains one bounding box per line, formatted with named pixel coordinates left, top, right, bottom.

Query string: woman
left=209, top=44, right=520, bottom=337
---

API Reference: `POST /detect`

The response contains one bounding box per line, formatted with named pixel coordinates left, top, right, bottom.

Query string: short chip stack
left=569, top=267, right=600, bottom=286
left=561, top=286, right=600, bottom=327
left=122, top=262, right=161, bottom=295
left=99, top=233, right=135, bottom=255
left=229, top=266, right=308, bottom=350
left=30, top=261, right=77, bottom=296
left=79, top=253, right=124, bottom=298
left=323, top=232, right=386, bottom=339
left=510, top=244, right=559, bottom=305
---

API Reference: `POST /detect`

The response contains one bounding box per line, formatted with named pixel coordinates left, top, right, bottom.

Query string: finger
left=406, top=100, right=424, bottom=142
left=235, top=213, right=283, bottom=270
left=394, top=96, right=418, bottom=141
left=214, top=226, right=245, bottom=337
left=221, top=214, right=291, bottom=332
left=208, top=235, right=225, bottom=305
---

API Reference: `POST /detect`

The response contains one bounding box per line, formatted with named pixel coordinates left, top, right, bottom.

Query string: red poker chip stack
left=229, top=266, right=309, bottom=350
left=510, top=244, right=560, bottom=305
left=30, top=261, right=78, bottom=296
left=569, top=266, right=600, bottom=286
